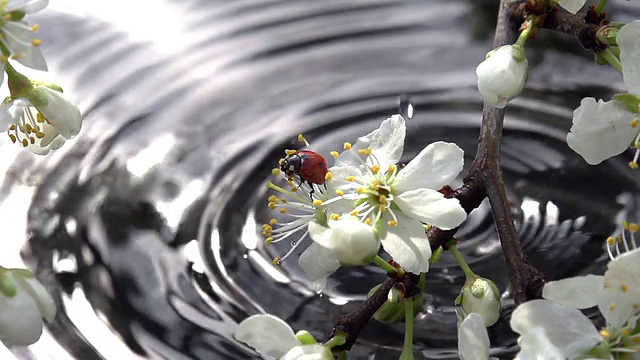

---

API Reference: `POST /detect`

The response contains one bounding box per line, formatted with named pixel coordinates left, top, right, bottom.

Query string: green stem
left=372, top=255, right=400, bottom=275
left=601, top=48, right=623, bottom=74
left=448, top=243, right=476, bottom=279
left=594, top=0, right=608, bottom=15
left=399, top=298, right=415, bottom=360
left=417, top=272, right=426, bottom=291
left=514, top=16, right=536, bottom=48
left=324, top=333, right=347, bottom=349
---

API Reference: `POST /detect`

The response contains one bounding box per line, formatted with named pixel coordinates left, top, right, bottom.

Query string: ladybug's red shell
left=285, top=150, right=328, bottom=185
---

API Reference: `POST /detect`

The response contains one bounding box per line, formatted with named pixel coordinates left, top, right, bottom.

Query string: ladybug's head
left=280, top=153, right=302, bottom=177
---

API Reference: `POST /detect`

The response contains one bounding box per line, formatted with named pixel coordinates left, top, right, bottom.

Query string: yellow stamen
left=609, top=302, right=616, bottom=311
left=622, top=329, right=631, bottom=337
left=632, top=119, right=639, bottom=128
left=21, top=138, right=27, bottom=147
left=364, top=218, right=372, bottom=225
left=622, top=284, right=628, bottom=292
left=313, top=199, right=323, bottom=206
left=335, top=189, right=344, bottom=196
left=343, top=142, right=352, bottom=150
left=31, top=23, right=39, bottom=31
left=636, top=142, right=640, bottom=149
left=280, top=208, right=288, bottom=214
left=35, top=131, right=44, bottom=139
left=357, top=187, right=366, bottom=194
left=272, top=168, right=281, bottom=176
left=624, top=221, right=629, bottom=229
left=358, top=147, right=372, bottom=156
left=330, top=213, right=339, bottom=220
left=272, top=257, right=281, bottom=266
left=8, top=134, right=16, bottom=143
left=379, top=204, right=387, bottom=212
left=629, top=161, right=639, bottom=169
left=350, top=210, right=359, bottom=216
left=607, top=236, right=616, bottom=245
left=10, top=54, right=19, bottom=60
left=631, top=223, right=639, bottom=233
left=280, top=198, right=287, bottom=203
left=279, top=158, right=285, bottom=165
left=265, top=237, right=274, bottom=244
left=600, top=329, right=610, bottom=339
left=285, top=149, right=297, bottom=155
left=634, top=303, right=639, bottom=309
left=291, top=186, right=299, bottom=192
left=379, top=195, right=388, bottom=204
left=330, top=151, right=339, bottom=158
left=32, top=38, right=41, bottom=47
left=325, top=172, right=333, bottom=180
left=0, top=56, right=7, bottom=63
left=387, top=165, right=396, bottom=174
left=371, top=165, right=380, bottom=174
left=634, top=337, right=640, bottom=343
left=267, top=202, right=277, bottom=210
left=297, top=134, right=306, bottom=143
left=346, top=176, right=356, bottom=182
left=268, top=195, right=278, bottom=202
left=388, top=220, right=398, bottom=227
left=270, top=219, right=277, bottom=225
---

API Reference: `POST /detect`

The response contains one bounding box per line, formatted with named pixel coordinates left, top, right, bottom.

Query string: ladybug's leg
left=307, top=181, right=315, bottom=201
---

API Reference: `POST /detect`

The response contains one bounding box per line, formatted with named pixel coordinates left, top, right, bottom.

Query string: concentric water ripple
left=0, top=1, right=639, bottom=359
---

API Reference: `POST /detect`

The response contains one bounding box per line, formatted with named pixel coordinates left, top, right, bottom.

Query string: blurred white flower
left=0, top=85, right=81, bottom=155
left=512, top=246, right=640, bottom=359
left=556, top=0, right=588, bottom=14
left=0, top=268, right=56, bottom=347
left=456, top=277, right=502, bottom=327
left=298, top=216, right=379, bottom=292
left=235, top=314, right=332, bottom=360
left=476, top=45, right=527, bottom=108
left=328, top=115, right=466, bottom=273
left=567, top=21, right=640, bottom=167
left=0, top=0, right=49, bottom=75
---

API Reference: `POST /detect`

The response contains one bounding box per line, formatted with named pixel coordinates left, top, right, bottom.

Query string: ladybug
left=281, top=150, right=328, bottom=191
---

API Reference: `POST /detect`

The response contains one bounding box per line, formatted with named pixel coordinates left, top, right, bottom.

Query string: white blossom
left=298, top=217, right=379, bottom=292
left=512, top=247, right=640, bottom=359
left=328, top=115, right=466, bottom=273
left=476, top=45, right=528, bottom=108
left=556, top=0, right=588, bottom=14
left=235, top=314, right=332, bottom=360
left=0, top=85, right=81, bottom=154
left=0, top=0, right=49, bottom=75
left=566, top=20, right=640, bottom=167
left=0, top=268, right=56, bottom=347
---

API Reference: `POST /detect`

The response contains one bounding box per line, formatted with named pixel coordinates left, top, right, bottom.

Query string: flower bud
left=476, top=44, right=528, bottom=108
left=455, top=276, right=501, bottom=327
left=369, top=285, right=424, bottom=324
left=0, top=268, right=56, bottom=346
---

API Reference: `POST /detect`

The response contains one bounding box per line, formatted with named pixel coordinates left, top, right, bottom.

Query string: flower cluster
left=261, top=115, right=467, bottom=292
left=0, top=0, right=82, bottom=154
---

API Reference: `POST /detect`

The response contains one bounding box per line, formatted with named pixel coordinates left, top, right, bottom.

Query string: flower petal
left=597, top=248, right=640, bottom=329
left=556, top=0, right=587, bottom=14
left=281, top=344, right=334, bottom=360
left=325, top=165, right=366, bottom=214
left=542, top=275, right=603, bottom=309
left=298, top=242, right=341, bottom=292
left=618, top=20, right=640, bottom=95
left=35, top=87, right=82, bottom=139
left=0, top=97, right=25, bottom=131
left=336, top=115, right=405, bottom=169
left=510, top=300, right=601, bottom=359
left=514, top=326, right=565, bottom=360
left=393, top=141, right=464, bottom=193
left=3, top=21, right=47, bottom=71
left=14, top=274, right=56, bottom=322
left=5, top=0, right=49, bottom=13
left=458, top=313, right=490, bottom=360
left=394, top=188, right=466, bottom=230
left=235, top=314, right=301, bottom=358
left=310, top=218, right=380, bottom=266
left=0, top=290, right=44, bottom=346
left=566, top=98, right=637, bottom=165
left=380, top=212, right=431, bottom=273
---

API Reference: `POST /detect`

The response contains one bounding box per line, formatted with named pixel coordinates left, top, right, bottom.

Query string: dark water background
left=2, top=0, right=640, bottom=359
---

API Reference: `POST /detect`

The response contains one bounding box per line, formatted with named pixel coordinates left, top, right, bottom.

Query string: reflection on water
left=1, top=0, right=639, bottom=359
